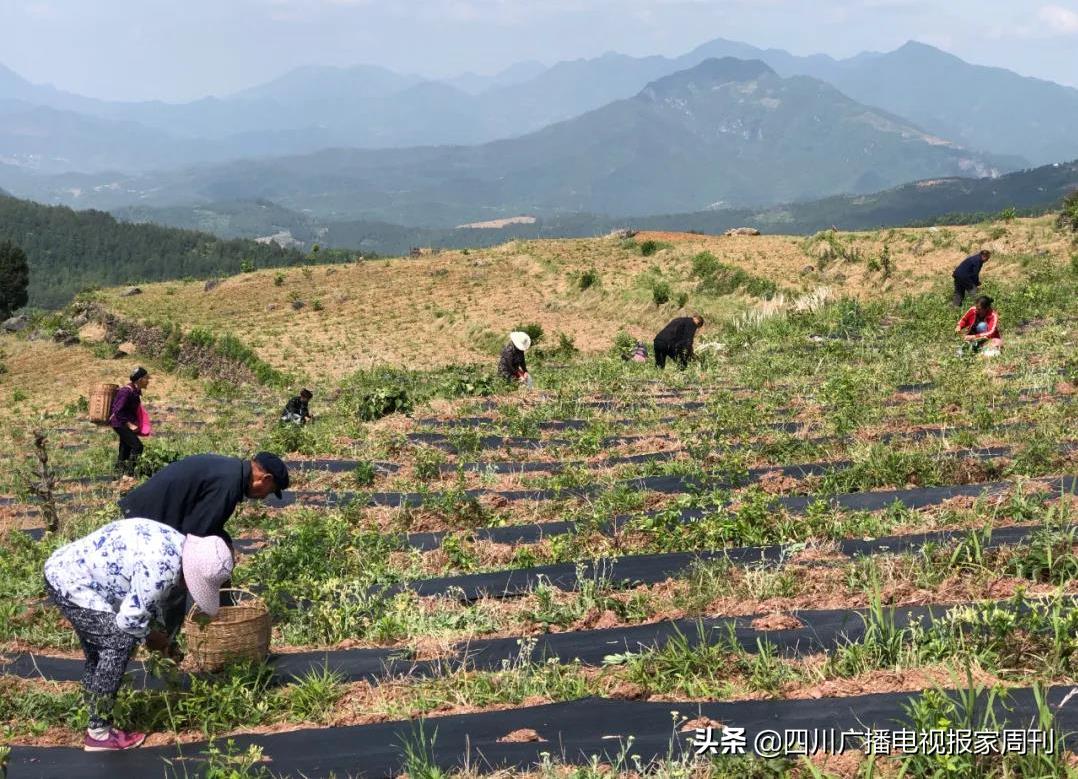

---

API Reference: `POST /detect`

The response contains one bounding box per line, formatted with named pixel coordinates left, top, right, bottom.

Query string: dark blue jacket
left=119, top=454, right=250, bottom=544
left=655, top=317, right=699, bottom=352
left=953, top=254, right=984, bottom=287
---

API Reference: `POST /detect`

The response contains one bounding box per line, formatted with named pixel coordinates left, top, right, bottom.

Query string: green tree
left=1058, top=190, right=1078, bottom=234
left=0, top=240, right=29, bottom=319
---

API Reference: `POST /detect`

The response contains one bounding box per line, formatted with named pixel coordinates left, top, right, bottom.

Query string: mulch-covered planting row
left=260, top=442, right=1038, bottom=512
left=4, top=597, right=1062, bottom=686
left=10, top=686, right=1078, bottom=777
left=388, top=486, right=1074, bottom=600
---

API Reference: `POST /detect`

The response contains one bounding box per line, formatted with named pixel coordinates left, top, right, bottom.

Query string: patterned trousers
left=44, top=578, right=139, bottom=730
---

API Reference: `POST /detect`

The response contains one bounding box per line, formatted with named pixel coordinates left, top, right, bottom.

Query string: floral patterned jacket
left=44, top=518, right=185, bottom=637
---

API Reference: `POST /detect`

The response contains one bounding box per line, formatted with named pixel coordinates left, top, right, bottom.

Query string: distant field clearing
left=457, top=216, right=538, bottom=229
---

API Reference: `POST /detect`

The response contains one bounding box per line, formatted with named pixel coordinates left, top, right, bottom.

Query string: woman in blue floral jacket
left=44, top=519, right=233, bottom=751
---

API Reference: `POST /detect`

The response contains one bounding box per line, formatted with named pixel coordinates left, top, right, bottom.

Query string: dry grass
left=87, top=217, right=1068, bottom=380
left=0, top=336, right=203, bottom=417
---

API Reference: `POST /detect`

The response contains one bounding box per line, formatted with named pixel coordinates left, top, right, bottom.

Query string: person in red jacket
left=109, top=367, right=150, bottom=478
left=955, top=295, right=1002, bottom=354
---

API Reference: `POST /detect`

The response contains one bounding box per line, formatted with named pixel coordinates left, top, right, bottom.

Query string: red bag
left=136, top=406, right=153, bottom=437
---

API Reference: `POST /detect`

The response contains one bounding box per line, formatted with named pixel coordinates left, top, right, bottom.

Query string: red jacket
left=957, top=307, right=1000, bottom=340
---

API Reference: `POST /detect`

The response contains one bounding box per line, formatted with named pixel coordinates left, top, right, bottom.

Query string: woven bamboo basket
left=183, top=588, right=271, bottom=671
left=88, top=383, right=118, bottom=425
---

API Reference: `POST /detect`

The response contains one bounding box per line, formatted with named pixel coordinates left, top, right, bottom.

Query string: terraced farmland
left=1, top=226, right=1077, bottom=777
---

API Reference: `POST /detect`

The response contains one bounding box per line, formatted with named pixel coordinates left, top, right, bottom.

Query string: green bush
left=691, top=251, right=721, bottom=278
left=575, top=268, right=600, bottom=290
left=435, top=366, right=497, bottom=398
left=640, top=239, right=659, bottom=256
left=353, top=461, right=377, bottom=487
left=414, top=448, right=443, bottom=481
left=550, top=332, right=578, bottom=358
left=356, top=386, right=412, bottom=421
left=691, top=250, right=778, bottom=299
left=514, top=322, right=544, bottom=347
left=611, top=330, right=635, bottom=358
left=652, top=281, right=671, bottom=306
left=1058, top=190, right=1078, bottom=234
left=134, top=442, right=185, bottom=478
left=263, top=421, right=323, bottom=456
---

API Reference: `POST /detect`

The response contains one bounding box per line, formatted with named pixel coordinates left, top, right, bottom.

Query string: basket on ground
left=184, top=588, right=271, bottom=671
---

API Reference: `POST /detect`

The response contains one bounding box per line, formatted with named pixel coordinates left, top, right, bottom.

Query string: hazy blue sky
left=2, top=0, right=1077, bottom=101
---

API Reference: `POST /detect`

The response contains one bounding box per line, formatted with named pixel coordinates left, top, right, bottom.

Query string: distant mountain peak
left=892, top=40, right=961, bottom=62
left=640, top=57, right=774, bottom=98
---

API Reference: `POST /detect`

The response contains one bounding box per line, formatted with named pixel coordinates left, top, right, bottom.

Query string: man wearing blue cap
left=118, top=452, right=290, bottom=646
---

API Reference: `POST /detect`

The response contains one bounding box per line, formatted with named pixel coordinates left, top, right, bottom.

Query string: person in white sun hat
left=43, top=519, right=234, bottom=751
left=499, top=331, right=533, bottom=387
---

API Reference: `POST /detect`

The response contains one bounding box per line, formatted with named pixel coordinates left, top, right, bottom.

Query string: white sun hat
left=181, top=535, right=234, bottom=618
left=509, top=331, right=532, bottom=351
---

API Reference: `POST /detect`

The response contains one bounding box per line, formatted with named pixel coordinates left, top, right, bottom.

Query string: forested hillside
left=0, top=195, right=307, bottom=308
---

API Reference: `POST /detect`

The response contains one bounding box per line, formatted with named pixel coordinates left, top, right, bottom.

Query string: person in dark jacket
left=281, top=388, right=314, bottom=425
left=952, top=249, right=991, bottom=306
left=498, top=331, right=532, bottom=386
left=109, top=367, right=149, bottom=478
left=653, top=315, right=704, bottom=369
left=118, top=452, right=289, bottom=641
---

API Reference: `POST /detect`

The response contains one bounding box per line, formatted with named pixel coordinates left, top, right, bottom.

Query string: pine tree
left=0, top=240, right=30, bottom=320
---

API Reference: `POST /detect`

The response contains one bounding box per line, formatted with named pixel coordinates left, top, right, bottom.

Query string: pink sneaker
left=83, top=728, right=147, bottom=751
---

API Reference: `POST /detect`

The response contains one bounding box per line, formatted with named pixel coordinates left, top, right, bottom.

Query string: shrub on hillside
left=514, top=322, right=544, bottom=347
left=640, top=240, right=660, bottom=256
left=134, top=442, right=185, bottom=479
left=549, top=332, right=578, bottom=358
left=264, top=421, right=317, bottom=455
left=691, top=251, right=777, bottom=299
left=1058, top=190, right=1078, bottom=234
left=611, top=330, right=635, bottom=358
left=355, top=386, right=412, bottom=421
left=691, top=251, right=721, bottom=278
left=353, top=461, right=377, bottom=487
left=436, top=366, right=497, bottom=398
left=574, top=268, right=601, bottom=291
left=652, top=281, right=671, bottom=306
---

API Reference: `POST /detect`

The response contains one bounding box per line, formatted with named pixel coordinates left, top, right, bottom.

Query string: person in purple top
left=109, top=366, right=149, bottom=478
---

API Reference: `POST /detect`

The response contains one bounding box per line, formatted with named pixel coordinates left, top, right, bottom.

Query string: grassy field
left=88, top=217, right=1069, bottom=379
left=0, top=214, right=1076, bottom=776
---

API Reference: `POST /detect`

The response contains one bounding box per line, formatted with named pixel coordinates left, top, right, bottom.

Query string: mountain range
left=1, top=59, right=1015, bottom=224
left=7, top=158, right=1073, bottom=310
left=2, top=38, right=1077, bottom=178
left=113, top=162, right=1078, bottom=257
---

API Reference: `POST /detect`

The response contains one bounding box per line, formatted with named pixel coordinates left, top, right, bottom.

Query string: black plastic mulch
left=416, top=416, right=798, bottom=433
left=389, top=496, right=1072, bottom=601
left=283, top=459, right=399, bottom=475
left=9, top=686, right=1078, bottom=778
left=406, top=431, right=673, bottom=452
left=437, top=449, right=680, bottom=475
left=3, top=598, right=1037, bottom=687
left=264, top=443, right=1024, bottom=523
